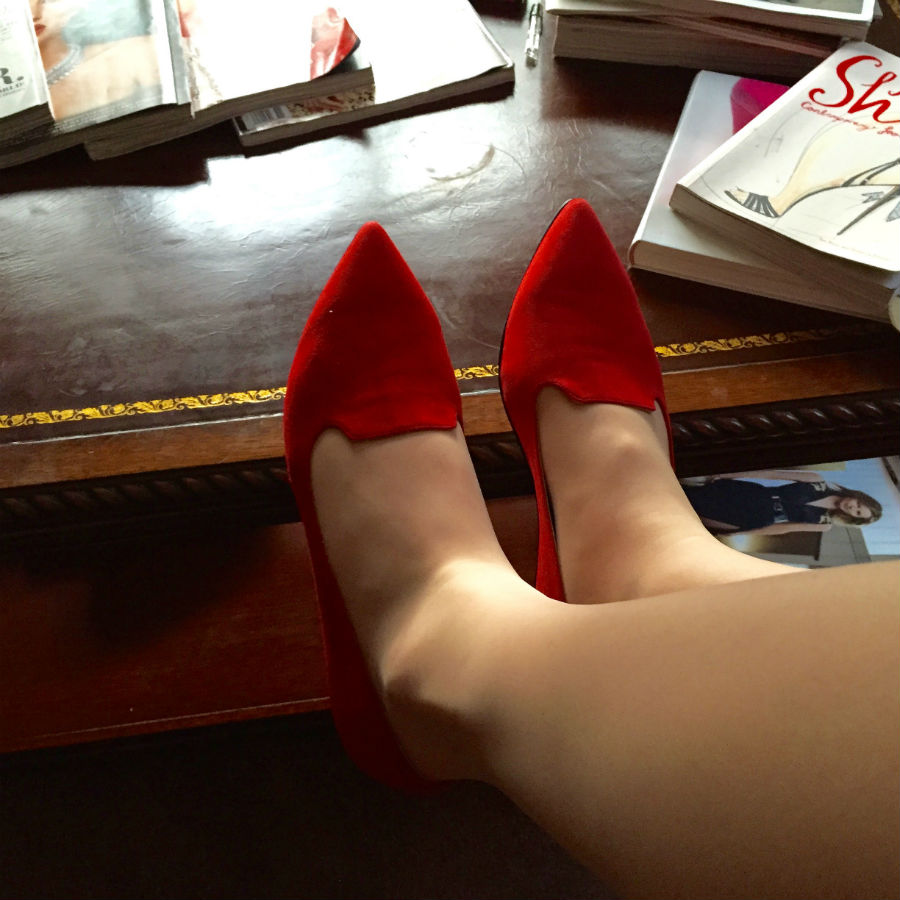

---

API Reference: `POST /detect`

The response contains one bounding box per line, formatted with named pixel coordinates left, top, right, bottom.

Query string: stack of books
left=0, top=0, right=375, bottom=168
left=629, top=41, right=900, bottom=327
left=547, top=0, right=880, bottom=78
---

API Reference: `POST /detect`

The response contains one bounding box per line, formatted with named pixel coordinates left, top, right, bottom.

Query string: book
left=670, top=41, right=900, bottom=326
left=546, top=0, right=877, bottom=39
left=0, top=0, right=183, bottom=167
left=550, top=14, right=838, bottom=78
left=233, top=0, right=514, bottom=148
left=547, top=0, right=879, bottom=75
left=84, top=1, right=374, bottom=159
left=628, top=69, right=878, bottom=320
left=0, top=0, right=53, bottom=141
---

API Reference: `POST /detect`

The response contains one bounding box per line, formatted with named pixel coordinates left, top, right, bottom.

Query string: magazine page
left=27, top=0, right=177, bottom=134
left=676, top=41, right=900, bottom=272
left=324, top=0, right=510, bottom=103
left=0, top=0, right=50, bottom=134
left=178, top=0, right=359, bottom=117
left=235, top=0, right=513, bottom=143
left=681, top=456, right=900, bottom=567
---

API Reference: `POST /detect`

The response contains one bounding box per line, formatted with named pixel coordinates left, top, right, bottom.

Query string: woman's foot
left=310, top=424, right=539, bottom=783
left=536, top=387, right=793, bottom=605
left=499, top=198, right=674, bottom=601
left=283, top=221, right=503, bottom=790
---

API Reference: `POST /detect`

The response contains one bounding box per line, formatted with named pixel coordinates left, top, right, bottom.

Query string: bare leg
left=310, top=424, right=899, bottom=899
left=452, top=562, right=899, bottom=900
left=537, top=386, right=793, bottom=604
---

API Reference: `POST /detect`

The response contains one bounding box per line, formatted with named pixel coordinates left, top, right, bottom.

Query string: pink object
left=730, top=78, right=790, bottom=133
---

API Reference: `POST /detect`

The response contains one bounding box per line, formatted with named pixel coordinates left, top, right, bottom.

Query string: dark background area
left=1, top=712, right=610, bottom=899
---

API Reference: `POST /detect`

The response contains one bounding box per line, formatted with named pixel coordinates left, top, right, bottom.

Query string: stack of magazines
left=0, top=0, right=374, bottom=168
left=629, top=41, right=900, bottom=327
left=547, top=0, right=880, bottom=78
left=233, top=0, right=515, bottom=149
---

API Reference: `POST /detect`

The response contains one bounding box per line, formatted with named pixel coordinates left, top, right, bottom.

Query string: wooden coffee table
left=2, top=9, right=898, bottom=549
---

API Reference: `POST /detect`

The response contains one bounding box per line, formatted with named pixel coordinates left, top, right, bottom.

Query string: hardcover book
left=670, top=41, right=900, bottom=325
left=0, top=0, right=53, bottom=141
left=234, top=0, right=514, bottom=148
left=546, top=0, right=877, bottom=38
left=550, top=14, right=837, bottom=77
left=629, top=69, right=877, bottom=320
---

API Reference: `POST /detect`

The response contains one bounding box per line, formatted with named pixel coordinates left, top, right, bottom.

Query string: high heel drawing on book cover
left=723, top=123, right=900, bottom=235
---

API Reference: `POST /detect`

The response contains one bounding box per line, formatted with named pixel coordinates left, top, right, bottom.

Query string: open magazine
left=680, top=456, right=900, bottom=567
left=1, top=0, right=371, bottom=165
left=32, top=0, right=177, bottom=134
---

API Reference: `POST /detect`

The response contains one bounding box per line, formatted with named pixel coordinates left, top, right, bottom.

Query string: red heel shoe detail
left=283, top=222, right=460, bottom=793
left=499, top=199, right=672, bottom=602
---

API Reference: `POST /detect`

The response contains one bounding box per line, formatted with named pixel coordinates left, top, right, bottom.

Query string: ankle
left=374, top=557, right=520, bottom=782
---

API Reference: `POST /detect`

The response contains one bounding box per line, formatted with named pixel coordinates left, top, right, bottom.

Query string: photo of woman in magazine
left=681, top=468, right=882, bottom=535
left=680, top=457, right=900, bottom=568
left=30, top=0, right=166, bottom=127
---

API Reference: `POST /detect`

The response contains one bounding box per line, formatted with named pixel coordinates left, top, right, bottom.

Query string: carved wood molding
left=3, top=391, right=897, bottom=549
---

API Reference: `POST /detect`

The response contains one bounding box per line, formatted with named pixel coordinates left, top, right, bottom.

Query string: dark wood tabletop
left=2, top=4, right=898, bottom=547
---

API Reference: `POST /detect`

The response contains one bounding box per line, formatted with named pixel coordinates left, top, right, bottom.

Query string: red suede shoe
left=499, top=199, right=672, bottom=602
left=283, top=222, right=460, bottom=793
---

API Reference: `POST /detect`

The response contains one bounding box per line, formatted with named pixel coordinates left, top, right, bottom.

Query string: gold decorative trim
left=455, top=364, right=499, bottom=380
left=0, top=324, right=885, bottom=430
left=654, top=324, right=881, bottom=358
left=0, top=389, right=287, bottom=430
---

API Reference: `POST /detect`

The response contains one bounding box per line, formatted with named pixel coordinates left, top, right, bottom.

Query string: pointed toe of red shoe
left=503, top=198, right=665, bottom=418
left=286, top=223, right=460, bottom=458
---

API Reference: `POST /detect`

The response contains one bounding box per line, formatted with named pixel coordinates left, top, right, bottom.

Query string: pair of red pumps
left=283, top=198, right=670, bottom=794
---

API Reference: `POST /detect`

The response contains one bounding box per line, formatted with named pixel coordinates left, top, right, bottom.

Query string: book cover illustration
left=177, top=0, right=360, bottom=118
left=25, top=0, right=177, bottom=134
left=676, top=42, right=900, bottom=271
